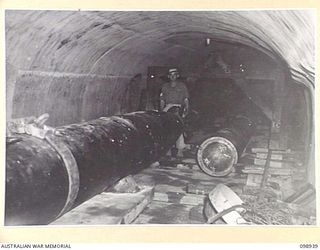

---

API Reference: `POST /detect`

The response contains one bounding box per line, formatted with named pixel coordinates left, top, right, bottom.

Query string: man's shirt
left=160, top=81, right=189, bottom=106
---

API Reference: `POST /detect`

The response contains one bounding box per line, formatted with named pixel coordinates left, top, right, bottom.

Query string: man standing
left=160, top=68, right=189, bottom=157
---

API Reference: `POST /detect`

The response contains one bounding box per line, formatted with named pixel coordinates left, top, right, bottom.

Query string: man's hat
left=168, top=68, right=179, bottom=74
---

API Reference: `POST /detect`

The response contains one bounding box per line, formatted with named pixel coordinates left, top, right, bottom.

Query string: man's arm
left=182, top=97, right=189, bottom=118
left=159, top=92, right=166, bottom=111
left=181, top=82, right=190, bottom=117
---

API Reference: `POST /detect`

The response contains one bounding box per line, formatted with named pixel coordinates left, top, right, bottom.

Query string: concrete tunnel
left=5, top=10, right=316, bottom=225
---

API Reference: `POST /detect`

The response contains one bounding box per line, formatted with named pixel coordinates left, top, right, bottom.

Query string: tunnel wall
left=12, top=71, right=141, bottom=126
left=281, top=84, right=312, bottom=154
left=6, top=10, right=314, bottom=125
left=281, top=84, right=308, bottom=149
left=280, top=83, right=314, bottom=185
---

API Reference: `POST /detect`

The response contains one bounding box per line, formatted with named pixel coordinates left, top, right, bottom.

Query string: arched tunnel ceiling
left=6, top=10, right=315, bottom=88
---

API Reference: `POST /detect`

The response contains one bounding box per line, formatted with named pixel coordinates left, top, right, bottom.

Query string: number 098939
left=300, top=244, right=318, bottom=248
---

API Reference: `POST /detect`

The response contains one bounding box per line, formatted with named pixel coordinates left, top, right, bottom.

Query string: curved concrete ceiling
left=6, top=10, right=314, bottom=88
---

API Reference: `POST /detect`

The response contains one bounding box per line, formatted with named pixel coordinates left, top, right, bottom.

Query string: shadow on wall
left=120, top=74, right=143, bottom=114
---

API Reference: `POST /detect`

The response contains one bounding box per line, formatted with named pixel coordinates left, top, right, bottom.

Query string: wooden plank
left=51, top=186, right=154, bottom=225
left=285, top=183, right=315, bottom=204
left=242, top=167, right=292, bottom=176
left=186, top=183, right=244, bottom=196
left=257, top=146, right=272, bottom=201
left=153, top=191, right=205, bottom=206
left=186, top=183, right=216, bottom=195
left=256, top=153, right=283, bottom=160
left=246, top=174, right=263, bottom=187
left=251, top=148, right=289, bottom=154
left=253, top=158, right=292, bottom=168
left=122, top=188, right=154, bottom=224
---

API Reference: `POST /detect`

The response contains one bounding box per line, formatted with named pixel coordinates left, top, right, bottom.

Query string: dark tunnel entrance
left=5, top=10, right=315, bottom=225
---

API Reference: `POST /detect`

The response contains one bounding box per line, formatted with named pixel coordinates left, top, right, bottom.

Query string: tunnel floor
left=132, top=157, right=245, bottom=224
left=52, top=124, right=315, bottom=225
